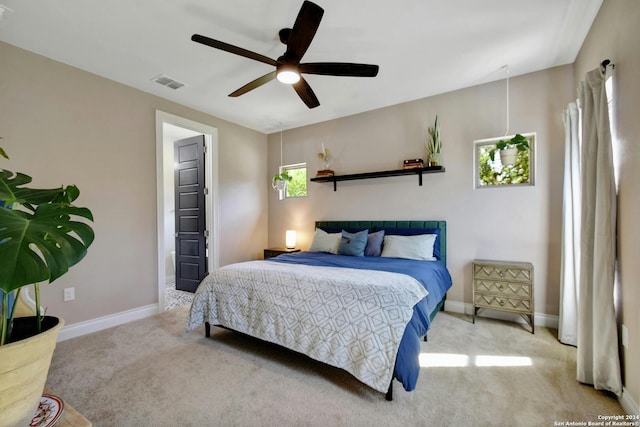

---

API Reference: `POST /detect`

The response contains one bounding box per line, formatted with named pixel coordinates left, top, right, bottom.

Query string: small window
left=280, top=163, right=307, bottom=199
left=474, top=133, right=535, bottom=188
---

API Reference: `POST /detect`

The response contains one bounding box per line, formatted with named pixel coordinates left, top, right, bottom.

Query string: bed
left=186, top=220, right=452, bottom=400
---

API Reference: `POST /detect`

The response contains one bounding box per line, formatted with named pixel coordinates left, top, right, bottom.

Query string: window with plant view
left=281, top=163, right=307, bottom=198
left=474, top=133, right=535, bottom=188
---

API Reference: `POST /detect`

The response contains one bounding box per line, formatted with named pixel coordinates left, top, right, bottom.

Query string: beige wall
left=573, top=0, right=640, bottom=410
left=0, top=41, right=268, bottom=324
left=268, top=65, right=574, bottom=317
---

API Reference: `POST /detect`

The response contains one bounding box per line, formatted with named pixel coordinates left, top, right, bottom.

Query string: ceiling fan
left=191, top=0, right=379, bottom=109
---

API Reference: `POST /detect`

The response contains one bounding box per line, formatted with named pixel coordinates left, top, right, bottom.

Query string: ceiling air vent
left=152, top=75, right=185, bottom=90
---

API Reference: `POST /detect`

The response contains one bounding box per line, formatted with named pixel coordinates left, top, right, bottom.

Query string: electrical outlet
left=63, top=287, right=75, bottom=302
left=621, top=325, right=628, bottom=348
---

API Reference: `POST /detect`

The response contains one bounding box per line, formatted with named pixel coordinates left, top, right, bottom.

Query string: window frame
left=279, top=162, right=307, bottom=200
left=473, top=133, right=536, bottom=189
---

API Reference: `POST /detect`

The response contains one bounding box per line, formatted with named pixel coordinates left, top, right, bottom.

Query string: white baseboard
left=57, top=304, right=160, bottom=342
left=620, top=387, right=639, bottom=416
left=444, top=301, right=559, bottom=329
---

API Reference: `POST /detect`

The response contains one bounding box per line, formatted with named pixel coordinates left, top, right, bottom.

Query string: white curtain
left=576, top=67, right=621, bottom=396
left=559, top=102, right=581, bottom=346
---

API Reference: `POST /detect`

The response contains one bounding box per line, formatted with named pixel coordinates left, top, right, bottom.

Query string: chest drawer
left=473, top=280, right=532, bottom=298
left=473, top=263, right=532, bottom=283
left=473, top=293, right=532, bottom=313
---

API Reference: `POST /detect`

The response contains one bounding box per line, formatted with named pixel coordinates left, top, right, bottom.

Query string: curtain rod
left=601, top=59, right=615, bottom=73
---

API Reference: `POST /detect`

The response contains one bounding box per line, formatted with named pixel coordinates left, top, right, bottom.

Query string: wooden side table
left=44, top=388, right=92, bottom=427
left=264, top=247, right=301, bottom=259
left=472, top=260, right=534, bottom=333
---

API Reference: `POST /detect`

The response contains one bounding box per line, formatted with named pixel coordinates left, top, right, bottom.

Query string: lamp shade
left=285, top=230, right=297, bottom=249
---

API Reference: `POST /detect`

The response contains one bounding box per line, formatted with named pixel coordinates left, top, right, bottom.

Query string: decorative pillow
left=384, top=228, right=441, bottom=260
left=338, top=229, right=368, bottom=257
left=308, top=228, right=341, bottom=254
left=364, top=230, right=385, bottom=257
left=380, top=234, right=437, bottom=261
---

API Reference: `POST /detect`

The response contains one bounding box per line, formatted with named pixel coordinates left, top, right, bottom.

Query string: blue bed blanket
left=268, top=252, right=452, bottom=391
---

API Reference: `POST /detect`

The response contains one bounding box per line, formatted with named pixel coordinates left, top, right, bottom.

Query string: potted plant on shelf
left=489, top=134, right=530, bottom=166
left=272, top=170, right=292, bottom=192
left=0, top=145, right=94, bottom=427
left=426, top=116, right=442, bottom=166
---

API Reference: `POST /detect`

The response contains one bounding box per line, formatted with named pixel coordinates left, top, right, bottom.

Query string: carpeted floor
left=46, top=308, right=624, bottom=427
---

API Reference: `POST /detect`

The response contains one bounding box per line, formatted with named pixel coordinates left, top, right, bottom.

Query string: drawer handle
left=498, top=285, right=504, bottom=290
left=499, top=299, right=505, bottom=306
left=497, top=270, right=504, bottom=277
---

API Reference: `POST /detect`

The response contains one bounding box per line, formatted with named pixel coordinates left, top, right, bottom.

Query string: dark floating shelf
left=310, top=166, right=445, bottom=191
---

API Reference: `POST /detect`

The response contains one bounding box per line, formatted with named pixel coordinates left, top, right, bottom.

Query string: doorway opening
left=155, top=111, right=219, bottom=311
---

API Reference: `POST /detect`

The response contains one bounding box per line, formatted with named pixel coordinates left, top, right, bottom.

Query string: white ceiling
left=0, top=0, right=602, bottom=134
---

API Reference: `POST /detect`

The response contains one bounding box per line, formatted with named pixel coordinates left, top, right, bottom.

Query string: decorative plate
left=30, top=394, right=64, bottom=427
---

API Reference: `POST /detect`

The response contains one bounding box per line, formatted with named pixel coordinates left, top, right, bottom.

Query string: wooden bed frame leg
left=205, top=322, right=211, bottom=338
left=385, top=381, right=393, bottom=401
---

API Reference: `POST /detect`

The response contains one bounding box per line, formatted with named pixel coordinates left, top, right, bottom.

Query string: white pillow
left=380, top=234, right=437, bottom=261
left=308, top=228, right=341, bottom=254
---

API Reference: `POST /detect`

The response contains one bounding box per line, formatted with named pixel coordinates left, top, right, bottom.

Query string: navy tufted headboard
left=314, top=220, right=447, bottom=266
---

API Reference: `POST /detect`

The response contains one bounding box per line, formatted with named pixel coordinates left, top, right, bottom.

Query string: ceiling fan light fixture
left=192, top=1, right=378, bottom=108
left=276, top=68, right=300, bottom=84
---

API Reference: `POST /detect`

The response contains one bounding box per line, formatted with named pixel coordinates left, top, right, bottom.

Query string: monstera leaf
left=0, top=169, right=94, bottom=294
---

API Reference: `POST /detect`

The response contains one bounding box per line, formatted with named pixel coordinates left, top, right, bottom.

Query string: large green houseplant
left=0, top=145, right=94, bottom=426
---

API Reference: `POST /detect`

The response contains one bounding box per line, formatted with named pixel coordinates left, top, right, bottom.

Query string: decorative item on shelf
left=285, top=230, right=297, bottom=249
left=0, top=143, right=95, bottom=427
left=316, top=143, right=334, bottom=177
left=489, top=134, right=530, bottom=166
left=402, top=158, right=424, bottom=170
left=426, top=115, right=442, bottom=166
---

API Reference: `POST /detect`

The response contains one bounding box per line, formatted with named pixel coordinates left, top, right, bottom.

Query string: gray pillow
left=364, top=230, right=385, bottom=257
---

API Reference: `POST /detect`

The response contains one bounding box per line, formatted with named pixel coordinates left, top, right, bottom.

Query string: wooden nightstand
left=264, top=247, right=301, bottom=259
left=472, top=260, right=534, bottom=333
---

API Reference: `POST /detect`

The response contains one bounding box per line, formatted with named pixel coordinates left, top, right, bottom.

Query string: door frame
left=155, top=110, right=219, bottom=311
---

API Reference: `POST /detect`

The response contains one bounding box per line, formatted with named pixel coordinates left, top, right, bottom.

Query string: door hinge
left=203, top=143, right=207, bottom=154
left=204, top=187, right=209, bottom=195
left=174, top=232, right=179, bottom=238
left=204, top=230, right=210, bottom=238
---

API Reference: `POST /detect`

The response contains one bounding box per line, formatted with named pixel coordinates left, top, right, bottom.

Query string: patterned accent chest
left=472, top=260, right=534, bottom=334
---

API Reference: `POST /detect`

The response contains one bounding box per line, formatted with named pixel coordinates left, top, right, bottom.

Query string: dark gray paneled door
left=174, top=135, right=207, bottom=292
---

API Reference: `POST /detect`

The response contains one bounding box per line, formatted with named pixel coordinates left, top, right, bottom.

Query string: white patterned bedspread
left=186, top=260, right=428, bottom=392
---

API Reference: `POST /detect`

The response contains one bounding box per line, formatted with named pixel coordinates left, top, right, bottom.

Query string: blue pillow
left=338, top=229, right=368, bottom=257
left=364, top=230, right=385, bottom=257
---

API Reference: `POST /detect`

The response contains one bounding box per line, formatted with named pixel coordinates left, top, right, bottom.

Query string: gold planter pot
left=0, top=316, right=64, bottom=427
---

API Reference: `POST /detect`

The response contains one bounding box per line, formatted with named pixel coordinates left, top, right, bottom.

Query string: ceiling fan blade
left=284, top=1, right=324, bottom=62
left=292, top=77, right=320, bottom=108
left=299, top=62, right=379, bottom=77
left=191, top=34, right=277, bottom=66
left=228, top=71, right=277, bottom=97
